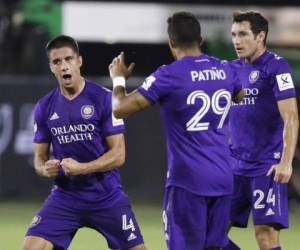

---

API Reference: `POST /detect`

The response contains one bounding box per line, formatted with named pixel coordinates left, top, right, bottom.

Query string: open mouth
left=235, top=48, right=243, bottom=53
left=62, top=74, right=72, bottom=81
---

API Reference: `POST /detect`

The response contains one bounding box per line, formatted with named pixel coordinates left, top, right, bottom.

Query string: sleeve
left=137, top=65, right=171, bottom=104
left=33, top=102, right=51, bottom=143
left=269, top=58, right=296, bottom=100
left=101, top=92, right=125, bottom=137
left=229, top=64, right=243, bottom=96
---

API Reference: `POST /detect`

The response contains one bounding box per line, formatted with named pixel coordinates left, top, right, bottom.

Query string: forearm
left=34, top=155, right=48, bottom=177
left=280, top=111, right=299, bottom=166
left=81, top=147, right=125, bottom=174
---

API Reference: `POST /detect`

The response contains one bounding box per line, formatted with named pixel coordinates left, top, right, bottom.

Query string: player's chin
left=235, top=51, right=245, bottom=58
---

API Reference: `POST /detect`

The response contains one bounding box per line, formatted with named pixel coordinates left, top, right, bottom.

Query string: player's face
left=231, top=21, right=265, bottom=62
left=49, top=47, right=82, bottom=90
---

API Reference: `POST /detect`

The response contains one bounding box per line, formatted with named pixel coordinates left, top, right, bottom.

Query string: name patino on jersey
left=190, top=67, right=226, bottom=82
left=50, top=124, right=95, bottom=144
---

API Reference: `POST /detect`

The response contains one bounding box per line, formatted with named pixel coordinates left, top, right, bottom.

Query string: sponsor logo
left=274, top=152, right=281, bottom=159
left=142, top=75, right=156, bottom=91
left=49, top=112, right=59, bottom=120
left=265, top=208, right=275, bottom=216
left=276, top=73, right=294, bottom=91
left=112, top=114, right=124, bottom=127
left=249, top=70, right=260, bottom=83
left=127, top=233, right=137, bottom=241
left=81, top=105, right=94, bottom=119
left=29, top=215, right=41, bottom=228
left=232, top=88, right=259, bottom=106
left=50, top=124, right=95, bottom=144
left=33, top=122, right=37, bottom=133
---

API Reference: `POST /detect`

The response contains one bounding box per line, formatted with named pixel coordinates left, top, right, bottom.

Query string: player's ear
left=169, top=38, right=176, bottom=49
left=49, top=63, right=55, bottom=74
left=78, top=55, right=83, bottom=68
left=257, top=31, right=266, bottom=44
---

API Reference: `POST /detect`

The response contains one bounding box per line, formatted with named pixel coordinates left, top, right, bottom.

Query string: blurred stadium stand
left=0, top=0, right=300, bottom=204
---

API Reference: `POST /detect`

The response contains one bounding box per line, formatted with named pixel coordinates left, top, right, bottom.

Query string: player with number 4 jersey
left=108, top=12, right=244, bottom=250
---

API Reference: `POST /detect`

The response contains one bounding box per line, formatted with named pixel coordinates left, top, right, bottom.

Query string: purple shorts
left=163, top=186, right=231, bottom=250
left=230, top=174, right=289, bottom=229
left=26, top=194, right=144, bottom=250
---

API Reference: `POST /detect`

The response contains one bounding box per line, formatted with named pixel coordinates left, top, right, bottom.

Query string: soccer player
left=224, top=11, right=299, bottom=250
left=109, top=12, right=244, bottom=250
left=22, top=35, right=146, bottom=250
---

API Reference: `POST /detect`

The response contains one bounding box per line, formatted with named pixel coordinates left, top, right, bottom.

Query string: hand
left=43, top=159, right=60, bottom=178
left=61, top=158, right=86, bottom=176
left=109, top=52, right=135, bottom=79
left=267, top=162, right=292, bottom=183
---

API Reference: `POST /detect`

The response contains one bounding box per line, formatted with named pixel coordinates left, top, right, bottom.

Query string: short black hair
left=167, top=11, right=202, bottom=48
left=233, top=11, right=269, bottom=45
left=46, top=35, right=80, bottom=57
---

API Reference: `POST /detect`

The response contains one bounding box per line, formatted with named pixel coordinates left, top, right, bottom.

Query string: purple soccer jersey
left=138, top=54, right=242, bottom=196
left=230, top=51, right=296, bottom=176
left=33, top=80, right=128, bottom=208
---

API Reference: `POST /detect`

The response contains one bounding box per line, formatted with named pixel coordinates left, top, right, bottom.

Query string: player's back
left=138, top=54, right=241, bottom=196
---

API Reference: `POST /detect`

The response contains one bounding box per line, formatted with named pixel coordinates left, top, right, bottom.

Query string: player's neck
left=245, top=47, right=266, bottom=64
left=175, top=47, right=202, bottom=60
left=60, top=77, right=85, bottom=100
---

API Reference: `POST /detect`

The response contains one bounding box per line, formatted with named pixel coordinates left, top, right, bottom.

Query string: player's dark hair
left=167, top=11, right=202, bottom=48
left=46, top=35, right=80, bottom=58
left=233, top=11, right=269, bottom=45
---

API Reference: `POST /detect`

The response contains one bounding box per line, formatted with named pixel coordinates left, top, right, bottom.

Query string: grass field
left=0, top=201, right=299, bottom=250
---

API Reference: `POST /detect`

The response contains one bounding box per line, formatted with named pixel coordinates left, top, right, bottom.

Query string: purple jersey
left=33, top=80, right=127, bottom=208
left=138, top=54, right=242, bottom=196
left=230, top=51, right=296, bottom=176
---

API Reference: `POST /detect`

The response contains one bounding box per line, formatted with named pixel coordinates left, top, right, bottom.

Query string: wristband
left=113, top=77, right=126, bottom=88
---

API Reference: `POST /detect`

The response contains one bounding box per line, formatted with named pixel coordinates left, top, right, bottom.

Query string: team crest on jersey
left=81, top=105, right=94, bottom=119
left=29, top=215, right=41, bottom=228
left=249, top=70, right=260, bottom=83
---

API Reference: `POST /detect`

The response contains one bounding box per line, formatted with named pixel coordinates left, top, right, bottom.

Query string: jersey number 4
left=186, top=89, right=231, bottom=131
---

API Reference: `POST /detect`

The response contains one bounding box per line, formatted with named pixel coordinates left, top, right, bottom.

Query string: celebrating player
left=224, top=11, right=299, bottom=250
left=109, top=12, right=243, bottom=250
left=22, top=35, right=146, bottom=250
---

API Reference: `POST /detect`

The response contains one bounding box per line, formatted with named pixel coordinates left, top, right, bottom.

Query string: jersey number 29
left=186, top=89, right=231, bottom=131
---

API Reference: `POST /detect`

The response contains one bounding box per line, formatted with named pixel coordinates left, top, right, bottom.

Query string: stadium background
left=0, top=0, right=300, bottom=249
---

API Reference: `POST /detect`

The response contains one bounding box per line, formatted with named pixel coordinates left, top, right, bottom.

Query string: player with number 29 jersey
left=138, top=54, right=242, bottom=196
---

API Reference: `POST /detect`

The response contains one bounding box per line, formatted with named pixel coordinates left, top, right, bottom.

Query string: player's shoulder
left=229, top=58, right=243, bottom=69
left=265, top=51, right=290, bottom=69
left=37, top=88, right=58, bottom=108
left=85, top=79, right=112, bottom=96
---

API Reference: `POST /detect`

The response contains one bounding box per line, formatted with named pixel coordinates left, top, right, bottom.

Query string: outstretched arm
left=109, top=52, right=151, bottom=118
left=267, top=97, right=299, bottom=183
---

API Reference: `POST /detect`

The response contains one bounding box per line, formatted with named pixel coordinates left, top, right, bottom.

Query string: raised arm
left=267, top=97, right=299, bottom=182
left=61, top=133, right=126, bottom=175
left=109, top=52, right=151, bottom=118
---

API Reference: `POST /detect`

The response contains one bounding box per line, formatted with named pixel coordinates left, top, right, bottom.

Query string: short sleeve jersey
left=230, top=51, right=296, bottom=176
left=34, top=80, right=127, bottom=207
left=138, top=54, right=242, bottom=196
